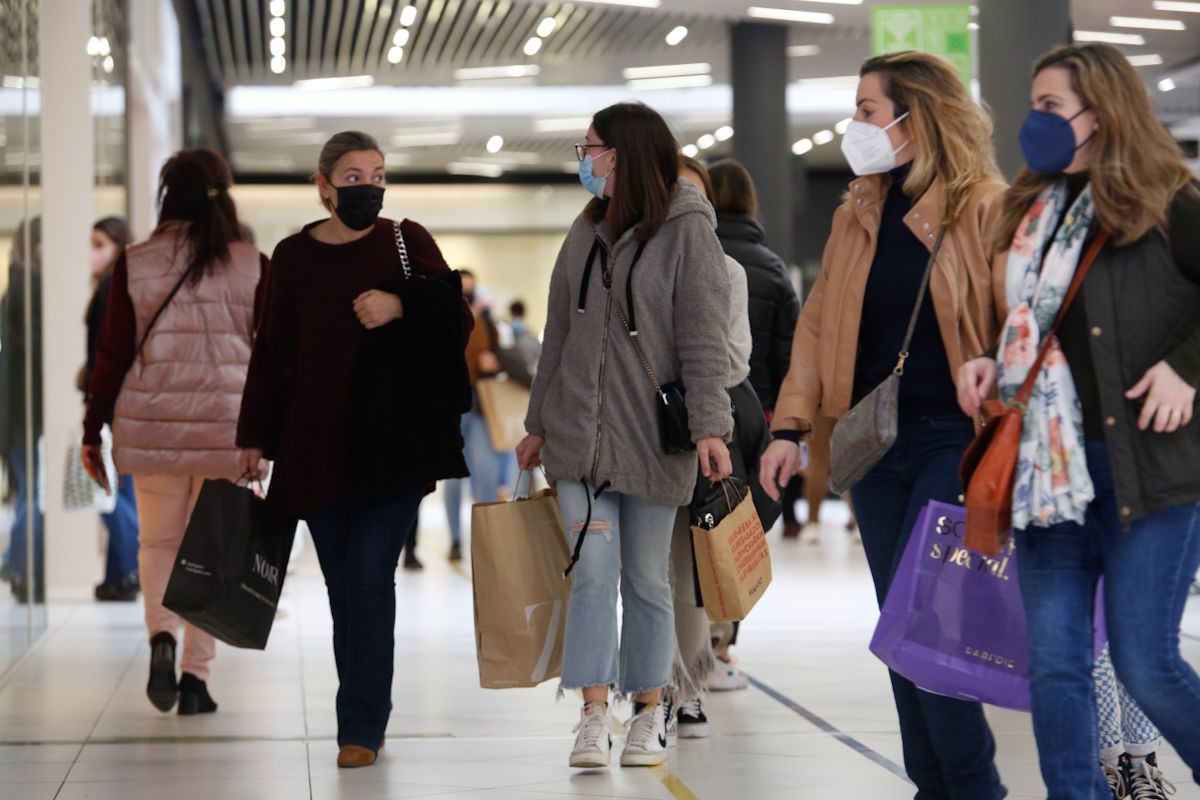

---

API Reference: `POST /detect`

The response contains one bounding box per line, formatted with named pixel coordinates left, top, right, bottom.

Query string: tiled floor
left=1, top=500, right=1197, bottom=799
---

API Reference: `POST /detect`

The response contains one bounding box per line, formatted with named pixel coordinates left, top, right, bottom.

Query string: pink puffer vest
left=112, top=225, right=261, bottom=479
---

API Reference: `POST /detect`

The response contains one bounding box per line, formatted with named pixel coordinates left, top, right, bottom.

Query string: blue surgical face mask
left=1019, top=108, right=1093, bottom=175
left=511, top=318, right=525, bottom=334
left=578, top=151, right=612, bottom=199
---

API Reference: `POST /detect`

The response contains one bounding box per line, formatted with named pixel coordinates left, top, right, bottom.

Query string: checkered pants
left=1094, top=643, right=1161, bottom=757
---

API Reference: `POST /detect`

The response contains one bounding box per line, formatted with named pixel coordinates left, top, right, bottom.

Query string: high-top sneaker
left=677, top=698, right=711, bottom=739
left=620, top=702, right=668, bottom=767
left=146, top=632, right=178, bottom=712
left=1122, top=753, right=1175, bottom=800
left=569, top=702, right=612, bottom=769
left=1101, top=761, right=1126, bottom=800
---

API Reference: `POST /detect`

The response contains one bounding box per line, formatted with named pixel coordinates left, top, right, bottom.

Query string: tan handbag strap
left=1012, top=228, right=1111, bottom=408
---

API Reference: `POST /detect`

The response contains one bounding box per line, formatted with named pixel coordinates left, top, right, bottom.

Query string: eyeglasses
left=574, top=143, right=611, bottom=161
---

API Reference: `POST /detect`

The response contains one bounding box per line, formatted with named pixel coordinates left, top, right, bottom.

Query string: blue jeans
left=6, top=446, right=43, bottom=582
left=101, top=474, right=139, bottom=586
left=556, top=481, right=677, bottom=695
left=443, top=410, right=506, bottom=545
left=1015, top=440, right=1200, bottom=799
left=307, top=486, right=424, bottom=750
left=851, top=415, right=1005, bottom=800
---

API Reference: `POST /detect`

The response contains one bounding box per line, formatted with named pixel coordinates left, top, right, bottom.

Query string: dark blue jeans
left=101, top=474, right=139, bottom=586
left=307, top=487, right=424, bottom=750
left=1015, top=440, right=1200, bottom=799
left=851, top=415, right=1005, bottom=800
left=6, top=445, right=43, bottom=582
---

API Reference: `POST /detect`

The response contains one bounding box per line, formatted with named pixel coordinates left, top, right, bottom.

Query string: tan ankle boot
left=337, top=745, right=377, bottom=768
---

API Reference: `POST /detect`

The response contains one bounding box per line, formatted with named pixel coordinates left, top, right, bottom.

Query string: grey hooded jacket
left=526, top=182, right=734, bottom=507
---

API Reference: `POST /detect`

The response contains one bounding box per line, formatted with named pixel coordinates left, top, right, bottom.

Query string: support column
left=127, top=0, right=182, bottom=239
left=979, top=0, right=1071, bottom=178
left=731, top=21, right=793, bottom=262
left=39, top=0, right=96, bottom=595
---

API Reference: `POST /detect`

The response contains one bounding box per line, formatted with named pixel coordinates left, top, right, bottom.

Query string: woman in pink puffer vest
left=83, top=148, right=266, bottom=716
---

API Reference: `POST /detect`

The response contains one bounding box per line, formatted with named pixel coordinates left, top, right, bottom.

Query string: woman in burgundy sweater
left=237, top=131, right=472, bottom=769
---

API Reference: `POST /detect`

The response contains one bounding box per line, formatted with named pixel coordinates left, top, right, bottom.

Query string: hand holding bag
left=960, top=230, right=1109, bottom=556
left=829, top=229, right=946, bottom=495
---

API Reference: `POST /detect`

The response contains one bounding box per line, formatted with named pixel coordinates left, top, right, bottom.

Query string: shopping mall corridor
left=1, top=503, right=1197, bottom=800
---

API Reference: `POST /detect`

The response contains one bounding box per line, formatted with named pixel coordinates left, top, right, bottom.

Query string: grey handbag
left=828, top=228, right=946, bottom=495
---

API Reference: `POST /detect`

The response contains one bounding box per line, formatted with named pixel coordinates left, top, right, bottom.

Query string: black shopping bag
left=163, top=479, right=298, bottom=649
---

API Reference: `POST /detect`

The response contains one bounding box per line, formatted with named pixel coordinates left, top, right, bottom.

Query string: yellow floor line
left=650, top=763, right=701, bottom=800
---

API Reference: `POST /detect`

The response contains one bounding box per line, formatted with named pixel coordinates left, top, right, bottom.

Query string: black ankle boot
left=146, top=632, right=178, bottom=712
left=177, top=672, right=218, bottom=715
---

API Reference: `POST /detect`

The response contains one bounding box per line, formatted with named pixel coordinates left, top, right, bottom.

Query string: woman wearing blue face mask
left=761, top=51, right=1009, bottom=799
left=516, top=102, right=734, bottom=770
left=958, top=43, right=1200, bottom=800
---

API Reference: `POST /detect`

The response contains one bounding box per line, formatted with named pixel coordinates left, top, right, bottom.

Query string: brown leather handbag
left=960, top=229, right=1109, bottom=556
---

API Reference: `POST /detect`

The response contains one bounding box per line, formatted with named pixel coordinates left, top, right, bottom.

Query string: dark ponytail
left=156, top=148, right=243, bottom=285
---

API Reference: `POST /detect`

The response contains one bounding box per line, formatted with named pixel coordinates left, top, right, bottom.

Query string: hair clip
left=206, top=187, right=219, bottom=198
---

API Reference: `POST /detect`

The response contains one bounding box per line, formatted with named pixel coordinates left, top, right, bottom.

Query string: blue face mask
left=511, top=318, right=524, bottom=334
left=578, top=151, right=612, bottom=199
left=1019, top=108, right=1092, bottom=175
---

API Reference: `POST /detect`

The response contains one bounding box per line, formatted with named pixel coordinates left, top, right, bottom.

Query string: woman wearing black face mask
left=237, top=131, right=474, bottom=769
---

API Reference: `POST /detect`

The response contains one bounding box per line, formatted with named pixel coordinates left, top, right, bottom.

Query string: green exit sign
left=871, top=4, right=974, bottom=84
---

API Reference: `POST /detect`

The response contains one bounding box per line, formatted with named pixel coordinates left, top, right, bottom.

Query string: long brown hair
left=586, top=103, right=679, bottom=242
left=859, top=51, right=1000, bottom=225
left=994, top=43, right=1195, bottom=250
left=709, top=159, right=758, bottom=216
left=679, top=155, right=714, bottom=203
left=157, top=148, right=243, bottom=285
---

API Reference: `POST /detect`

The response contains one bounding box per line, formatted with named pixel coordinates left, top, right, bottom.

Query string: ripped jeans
left=556, top=481, right=677, bottom=696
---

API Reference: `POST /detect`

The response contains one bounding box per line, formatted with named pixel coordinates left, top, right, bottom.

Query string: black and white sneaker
left=569, top=702, right=612, bottom=769
left=620, top=702, right=668, bottom=767
left=663, top=700, right=677, bottom=747
left=1102, top=761, right=1126, bottom=800
left=1123, top=754, right=1175, bottom=800
left=677, top=698, right=711, bottom=739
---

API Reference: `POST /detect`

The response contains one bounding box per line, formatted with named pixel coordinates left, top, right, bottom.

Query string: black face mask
left=464, top=292, right=476, bottom=306
left=333, top=184, right=385, bottom=231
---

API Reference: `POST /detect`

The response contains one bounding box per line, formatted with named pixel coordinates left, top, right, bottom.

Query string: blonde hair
left=994, top=43, right=1195, bottom=251
left=859, top=51, right=1001, bottom=225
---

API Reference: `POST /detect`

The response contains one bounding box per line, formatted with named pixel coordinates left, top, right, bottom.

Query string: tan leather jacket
left=772, top=174, right=1007, bottom=435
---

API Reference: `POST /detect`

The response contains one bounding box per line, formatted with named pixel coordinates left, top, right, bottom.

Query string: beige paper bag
left=692, top=488, right=773, bottom=622
left=471, top=489, right=570, bottom=688
left=475, top=377, right=531, bottom=452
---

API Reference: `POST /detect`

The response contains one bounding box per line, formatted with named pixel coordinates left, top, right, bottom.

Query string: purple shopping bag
left=869, top=500, right=1031, bottom=711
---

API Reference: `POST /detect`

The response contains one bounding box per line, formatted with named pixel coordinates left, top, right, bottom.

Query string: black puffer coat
left=715, top=213, right=800, bottom=412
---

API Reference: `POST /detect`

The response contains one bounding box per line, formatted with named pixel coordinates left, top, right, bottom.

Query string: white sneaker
left=620, top=702, right=668, bottom=767
left=707, top=657, right=750, bottom=691
left=570, top=702, right=612, bottom=768
left=677, top=697, right=711, bottom=739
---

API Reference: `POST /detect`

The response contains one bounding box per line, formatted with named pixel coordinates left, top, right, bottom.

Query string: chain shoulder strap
left=613, top=301, right=665, bottom=398
left=392, top=219, right=412, bottom=280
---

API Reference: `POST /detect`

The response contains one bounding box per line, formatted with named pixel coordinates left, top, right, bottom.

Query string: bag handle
left=392, top=219, right=412, bottom=280
left=1010, top=228, right=1111, bottom=409
left=512, top=467, right=544, bottom=501
left=893, top=227, right=946, bottom=375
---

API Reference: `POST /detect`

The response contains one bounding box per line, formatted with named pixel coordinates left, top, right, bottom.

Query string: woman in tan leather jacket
left=760, top=52, right=1008, bottom=799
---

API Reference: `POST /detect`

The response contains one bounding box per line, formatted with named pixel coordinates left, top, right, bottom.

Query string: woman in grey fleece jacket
left=517, top=103, right=734, bottom=771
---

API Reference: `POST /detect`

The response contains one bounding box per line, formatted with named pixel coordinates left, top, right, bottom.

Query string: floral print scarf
left=998, top=180, right=1096, bottom=530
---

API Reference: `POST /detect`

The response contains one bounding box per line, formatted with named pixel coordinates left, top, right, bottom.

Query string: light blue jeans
left=556, top=481, right=677, bottom=696
left=443, top=410, right=507, bottom=545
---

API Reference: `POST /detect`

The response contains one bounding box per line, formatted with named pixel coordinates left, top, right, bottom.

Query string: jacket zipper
left=591, top=244, right=615, bottom=483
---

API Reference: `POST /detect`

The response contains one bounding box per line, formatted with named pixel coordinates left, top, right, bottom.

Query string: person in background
left=237, top=131, right=472, bottom=769
left=0, top=217, right=43, bottom=604
left=958, top=43, right=1200, bottom=800
left=83, top=216, right=140, bottom=603
left=517, top=102, right=733, bottom=770
left=761, top=52, right=1009, bottom=799
left=83, top=149, right=265, bottom=716
left=508, top=300, right=541, bottom=373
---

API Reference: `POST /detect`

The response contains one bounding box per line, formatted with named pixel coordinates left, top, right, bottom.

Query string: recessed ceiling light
left=537, top=18, right=557, bottom=38
left=748, top=7, right=835, bottom=24
left=399, top=5, right=418, bottom=26
left=967, top=21, right=979, bottom=30
left=834, top=117, right=852, bottom=134
left=387, top=46, right=404, bottom=64
left=1127, top=53, right=1165, bottom=66
left=293, top=75, right=375, bottom=90
left=792, top=138, right=813, bottom=155
left=572, top=0, right=661, bottom=7
left=393, top=29, right=410, bottom=47
left=622, top=63, right=711, bottom=80
left=103, top=55, right=114, bottom=74
left=524, top=37, right=543, bottom=56
left=626, top=75, right=714, bottom=90
left=533, top=117, right=594, bottom=133
left=270, top=37, right=286, bottom=57
left=681, top=144, right=699, bottom=157
left=270, top=56, right=286, bottom=74
left=270, top=0, right=286, bottom=17
left=698, top=134, right=717, bottom=150
left=1153, top=1, right=1200, bottom=11
left=1109, top=16, right=1186, bottom=30
left=487, top=135, right=504, bottom=153
left=1159, top=77, right=1177, bottom=91
left=787, top=45, right=822, bottom=57
left=454, top=65, right=541, bottom=80
left=715, top=125, right=734, bottom=141
left=666, top=26, right=689, bottom=46
left=813, top=130, right=835, bottom=145
left=269, top=17, right=286, bottom=37
left=1073, top=30, right=1147, bottom=44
